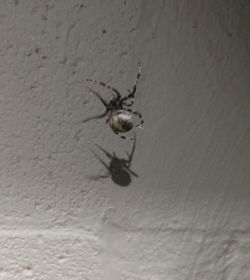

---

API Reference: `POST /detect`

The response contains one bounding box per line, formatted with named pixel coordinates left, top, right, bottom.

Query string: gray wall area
left=0, top=0, right=249, bottom=279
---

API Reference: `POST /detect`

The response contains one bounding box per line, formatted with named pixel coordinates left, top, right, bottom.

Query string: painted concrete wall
left=0, top=0, right=249, bottom=279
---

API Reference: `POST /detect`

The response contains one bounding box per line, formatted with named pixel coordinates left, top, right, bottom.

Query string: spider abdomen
left=109, top=110, right=133, bottom=133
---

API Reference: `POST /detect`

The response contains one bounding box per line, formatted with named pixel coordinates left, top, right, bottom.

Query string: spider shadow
left=90, top=135, right=138, bottom=187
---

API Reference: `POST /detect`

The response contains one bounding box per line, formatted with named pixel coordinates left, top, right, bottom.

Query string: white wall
left=0, top=0, right=249, bottom=279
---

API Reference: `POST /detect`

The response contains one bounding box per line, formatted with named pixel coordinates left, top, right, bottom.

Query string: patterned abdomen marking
left=109, top=110, right=134, bottom=133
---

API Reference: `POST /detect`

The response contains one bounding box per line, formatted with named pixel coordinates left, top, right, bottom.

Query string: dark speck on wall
left=80, top=2, right=87, bottom=8
left=35, top=47, right=41, bottom=54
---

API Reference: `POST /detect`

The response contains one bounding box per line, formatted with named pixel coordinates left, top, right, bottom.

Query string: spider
left=83, top=62, right=144, bottom=139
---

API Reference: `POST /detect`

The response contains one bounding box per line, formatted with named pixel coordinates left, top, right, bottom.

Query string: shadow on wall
left=89, top=135, right=138, bottom=187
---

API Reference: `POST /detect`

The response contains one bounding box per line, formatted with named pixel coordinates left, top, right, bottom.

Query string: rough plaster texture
left=0, top=0, right=250, bottom=279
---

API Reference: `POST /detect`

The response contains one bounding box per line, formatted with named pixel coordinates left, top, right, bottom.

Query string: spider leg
left=122, top=90, right=134, bottom=107
left=121, top=62, right=141, bottom=102
left=113, top=130, right=126, bottom=139
left=86, top=87, right=108, bottom=108
left=82, top=110, right=108, bottom=123
left=124, top=101, right=134, bottom=107
left=126, top=109, right=144, bottom=128
left=127, top=133, right=136, bottom=163
left=86, top=78, right=121, bottom=99
left=112, top=129, right=135, bottom=140
left=106, top=111, right=112, bottom=123
left=123, top=133, right=137, bottom=176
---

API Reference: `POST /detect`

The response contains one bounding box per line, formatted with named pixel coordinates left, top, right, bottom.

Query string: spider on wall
left=83, top=62, right=144, bottom=139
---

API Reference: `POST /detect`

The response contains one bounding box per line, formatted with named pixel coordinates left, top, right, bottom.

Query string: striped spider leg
left=122, top=62, right=142, bottom=107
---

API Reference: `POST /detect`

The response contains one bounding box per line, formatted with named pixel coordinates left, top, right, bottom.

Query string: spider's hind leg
left=113, top=130, right=134, bottom=140
left=126, top=109, right=144, bottom=129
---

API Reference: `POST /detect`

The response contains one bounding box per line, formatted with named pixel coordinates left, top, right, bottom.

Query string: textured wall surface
left=0, top=0, right=250, bottom=279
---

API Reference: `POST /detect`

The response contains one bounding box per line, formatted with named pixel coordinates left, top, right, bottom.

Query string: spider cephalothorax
left=83, top=62, right=144, bottom=139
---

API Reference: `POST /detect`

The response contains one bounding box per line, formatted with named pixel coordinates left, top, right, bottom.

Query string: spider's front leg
left=121, top=62, right=142, bottom=103
left=106, top=111, right=112, bottom=123
left=86, top=79, right=121, bottom=99
left=82, top=110, right=108, bottom=123
left=123, top=90, right=134, bottom=107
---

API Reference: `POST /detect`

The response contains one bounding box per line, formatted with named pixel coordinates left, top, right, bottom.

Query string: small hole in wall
left=22, top=265, right=33, bottom=277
